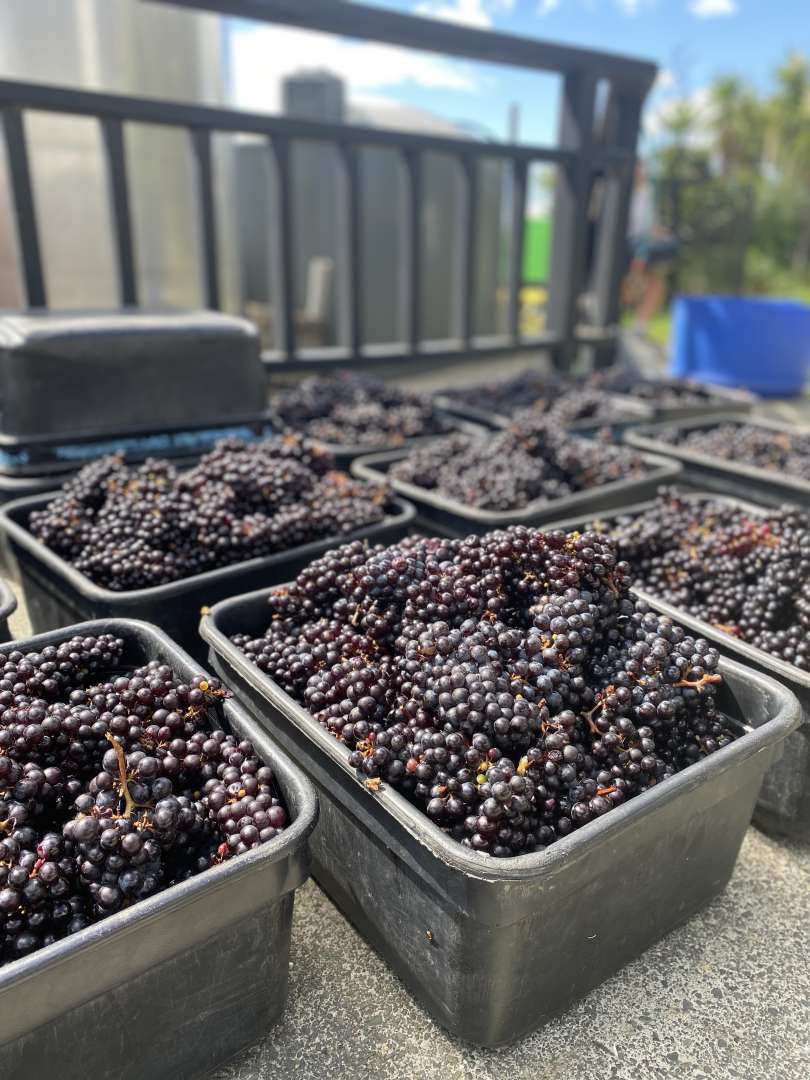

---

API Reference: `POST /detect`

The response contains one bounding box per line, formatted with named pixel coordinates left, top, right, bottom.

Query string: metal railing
left=0, top=0, right=656, bottom=369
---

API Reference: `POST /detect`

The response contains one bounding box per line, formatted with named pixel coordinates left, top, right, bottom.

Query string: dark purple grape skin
left=232, top=526, right=735, bottom=858
left=584, top=489, right=810, bottom=671
left=0, top=645, right=289, bottom=968
left=659, top=421, right=810, bottom=483
left=273, top=371, right=449, bottom=447
left=28, top=435, right=396, bottom=591
left=388, top=418, right=648, bottom=512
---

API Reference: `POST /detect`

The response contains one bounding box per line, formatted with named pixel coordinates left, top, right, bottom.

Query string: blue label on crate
left=0, top=448, right=30, bottom=467
left=0, top=423, right=276, bottom=469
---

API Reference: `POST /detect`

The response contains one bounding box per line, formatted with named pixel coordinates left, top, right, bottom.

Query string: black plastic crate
left=631, top=382, right=756, bottom=424
left=0, top=618, right=318, bottom=1080
left=545, top=491, right=810, bottom=838
left=587, top=374, right=756, bottom=424
left=0, top=493, right=415, bottom=661
left=0, top=309, right=265, bottom=443
left=351, top=443, right=681, bottom=537
left=625, top=414, right=810, bottom=508
left=0, top=576, right=15, bottom=642
left=200, top=586, right=800, bottom=1046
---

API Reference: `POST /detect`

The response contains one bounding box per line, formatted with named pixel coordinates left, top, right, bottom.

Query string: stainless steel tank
left=0, top=0, right=239, bottom=312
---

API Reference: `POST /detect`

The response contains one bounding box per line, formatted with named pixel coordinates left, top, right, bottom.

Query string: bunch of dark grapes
left=233, top=527, right=734, bottom=858
left=586, top=489, right=810, bottom=670
left=273, top=372, right=450, bottom=447
left=388, top=418, right=648, bottom=511
left=656, top=421, right=810, bottom=483
left=29, top=435, right=394, bottom=590
left=438, top=369, right=642, bottom=426
left=0, top=639, right=287, bottom=967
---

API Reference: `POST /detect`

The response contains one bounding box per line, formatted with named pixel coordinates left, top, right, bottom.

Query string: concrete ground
left=4, top=344, right=810, bottom=1080
left=213, top=830, right=810, bottom=1080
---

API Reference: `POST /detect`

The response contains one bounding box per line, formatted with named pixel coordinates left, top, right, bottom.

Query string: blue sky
left=228, top=0, right=808, bottom=148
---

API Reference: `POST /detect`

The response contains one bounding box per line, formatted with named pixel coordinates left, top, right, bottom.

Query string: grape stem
left=712, top=623, right=741, bottom=637
left=673, top=673, right=722, bottom=691
left=583, top=701, right=603, bottom=734
left=105, top=732, right=144, bottom=820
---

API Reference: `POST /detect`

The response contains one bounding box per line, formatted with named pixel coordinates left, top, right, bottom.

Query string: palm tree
left=767, top=54, right=810, bottom=270
left=709, top=76, right=764, bottom=177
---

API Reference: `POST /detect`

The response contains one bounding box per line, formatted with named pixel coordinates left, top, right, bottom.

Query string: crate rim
left=625, top=412, right=810, bottom=497
left=0, top=492, right=415, bottom=605
left=0, top=577, right=16, bottom=624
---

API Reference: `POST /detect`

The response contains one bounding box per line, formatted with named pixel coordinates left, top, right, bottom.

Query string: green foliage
left=651, top=52, right=810, bottom=299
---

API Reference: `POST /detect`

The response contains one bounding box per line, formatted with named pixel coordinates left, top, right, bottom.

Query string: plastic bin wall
left=0, top=578, right=15, bottom=641
left=671, top=296, right=810, bottom=397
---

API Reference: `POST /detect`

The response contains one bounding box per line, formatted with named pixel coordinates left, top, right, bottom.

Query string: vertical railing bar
left=456, top=153, right=477, bottom=347
left=100, top=116, right=137, bottom=307
left=592, top=88, right=642, bottom=337
left=268, top=134, right=297, bottom=361
left=508, top=157, right=528, bottom=343
left=400, top=147, right=421, bottom=354
left=190, top=127, right=220, bottom=310
left=546, top=70, right=597, bottom=370
left=2, top=106, right=46, bottom=307
left=338, top=142, right=362, bottom=359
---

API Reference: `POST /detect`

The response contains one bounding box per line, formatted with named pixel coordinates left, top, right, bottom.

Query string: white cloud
left=537, top=0, right=656, bottom=14
left=688, top=0, right=738, bottom=16
left=654, top=67, right=676, bottom=92
left=414, top=0, right=490, bottom=28
left=414, top=0, right=514, bottom=28
left=644, top=85, right=714, bottom=144
left=229, top=24, right=477, bottom=113
left=616, top=0, right=659, bottom=13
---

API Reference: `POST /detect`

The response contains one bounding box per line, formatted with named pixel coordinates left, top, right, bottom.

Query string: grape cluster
left=589, top=490, right=810, bottom=670
left=0, top=636, right=287, bottom=966
left=29, top=436, right=394, bottom=590
left=388, top=418, right=649, bottom=511
left=273, top=372, right=450, bottom=447
left=656, top=422, right=810, bottom=483
left=233, top=528, right=734, bottom=858
left=439, top=369, right=639, bottom=426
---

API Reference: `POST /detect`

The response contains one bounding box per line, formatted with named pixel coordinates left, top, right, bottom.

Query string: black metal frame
left=0, top=0, right=656, bottom=369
